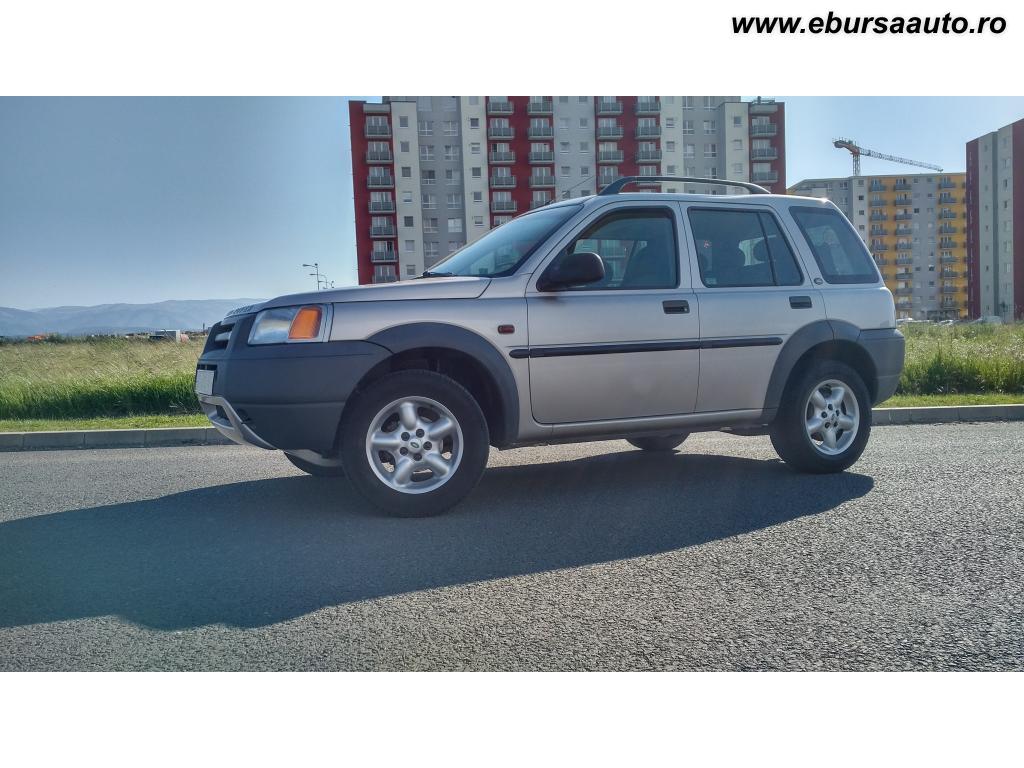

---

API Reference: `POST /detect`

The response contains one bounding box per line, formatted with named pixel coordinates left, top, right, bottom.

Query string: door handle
left=789, top=295, right=812, bottom=309
left=663, top=300, right=690, bottom=314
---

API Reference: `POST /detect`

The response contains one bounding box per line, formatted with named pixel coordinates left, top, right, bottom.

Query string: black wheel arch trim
left=763, top=320, right=900, bottom=413
left=366, top=323, right=520, bottom=446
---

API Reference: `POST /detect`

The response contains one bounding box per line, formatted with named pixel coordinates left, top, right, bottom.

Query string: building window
left=444, top=145, right=459, bottom=161
left=422, top=193, right=436, bottom=209
left=448, top=218, right=463, bottom=233
left=703, top=96, right=715, bottom=110
left=580, top=166, right=590, bottom=176
left=665, top=117, right=675, bottom=129
left=418, top=120, right=432, bottom=136
left=579, top=141, right=590, bottom=152
left=404, top=239, right=415, bottom=253
left=560, top=142, right=570, bottom=153
left=399, top=116, right=409, bottom=128
left=443, top=121, right=459, bottom=136
left=468, top=96, right=479, bottom=105
left=401, top=190, right=413, bottom=203
left=471, top=167, right=482, bottom=179
left=560, top=166, right=571, bottom=176
left=682, top=96, right=694, bottom=109
left=401, top=166, right=412, bottom=178
left=420, top=145, right=434, bottom=161
left=704, top=120, right=716, bottom=134
left=470, top=142, right=480, bottom=154
left=421, top=169, right=436, bottom=185
left=399, top=141, right=410, bottom=153
left=474, top=215, right=484, bottom=226
left=665, top=141, right=675, bottom=151
left=579, top=118, right=588, bottom=128
left=470, top=117, right=480, bottom=129
left=424, top=218, right=439, bottom=233
left=473, top=191, right=483, bottom=202
left=733, top=116, right=741, bottom=127
left=704, top=143, right=717, bottom=158
left=403, top=216, right=414, bottom=227
left=682, top=120, right=694, bottom=135
left=447, top=193, right=462, bottom=208
left=445, top=168, right=461, bottom=185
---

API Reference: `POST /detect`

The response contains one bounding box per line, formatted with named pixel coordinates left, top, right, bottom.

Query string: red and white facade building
left=349, top=96, right=786, bottom=283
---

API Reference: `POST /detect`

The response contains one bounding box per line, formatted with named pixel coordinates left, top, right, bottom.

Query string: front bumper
left=196, top=314, right=390, bottom=451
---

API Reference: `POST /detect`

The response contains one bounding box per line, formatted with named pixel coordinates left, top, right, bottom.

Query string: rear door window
left=790, top=206, right=879, bottom=284
left=687, top=208, right=803, bottom=288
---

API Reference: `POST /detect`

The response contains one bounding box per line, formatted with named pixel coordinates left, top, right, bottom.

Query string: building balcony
left=370, top=250, right=397, bottom=263
left=487, top=126, right=515, bottom=139
left=869, top=183, right=888, bottom=193
left=491, top=199, right=518, bottom=213
left=529, top=175, right=555, bottom=188
left=896, top=256, right=914, bottom=265
left=941, top=269, right=962, bottom=279
left=368, top=199, right=395, bottom=213
left=869, top=212, right=888, bottom=222
left=598, top=150, right=624, bottom=163
left=895, top=270, right=913, bottom=280
left=635, top=126, right=661, bottom=138
left=940, top=254, right=959, bottom=264
left=367, top=173, right=394, bottom=189
left=938, top=194, right=957, bottom=204
left=895, top=226, right=913, bottom=236
left=939, top=224, right=958, bottom=235
left=939, top=211, right=957, bottom=219
left=487, top=100, right=514, bottom=115
left=596, top=100, right=623, bottom=115
left=896, top=298, right=913, bottom=307
left=940, top=179, right=956, bottom=189
left=636, top=149, right=662, bottom=162
left=597, top=126, right=624, bottom=139
left=941, top=285, right=959, bottom=294
left=870, top=228, right=889, bottom=237
left=489, top=150, right=516, bottom=164
left=869, top=199, right=886, bottom=208
left=894, top=212, right=913, bottom=221
left=895, top=242, right=912, bottom=251
left=894, top=182, right=912, bottom=191
left=871, top=244, right=889, bottom=252
left=528, top=125, right=554, bottom=139
left=752, top=171, right=779, bottom=183
left=526, top=100, right=553, bottom=115
left=940, top=239, right=958, bottom=249
left=365, top=149, right=393, bottom=164
left=490, top=175, right=516, bottom=188
left=635, top=99, right=661, bottom=115
left=750, top=123, right=777, bottom=136
left=894, top=198, right=912, bottom=206
left=940, top=299, right=960, bottom=308
left=874, top=257, right=890, bottom=265
left=370, top=223, right=396, bottom=238
left=895, top=287, right=914, bottom=296
left=751, top=148, right=778, bottom=160
left=528, top=150, right=554, bottom=164
left=364, top=123, right=391, bottom=138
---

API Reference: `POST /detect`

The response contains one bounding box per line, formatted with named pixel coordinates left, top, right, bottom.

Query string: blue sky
left=2, top=96, right=1023, bottom=309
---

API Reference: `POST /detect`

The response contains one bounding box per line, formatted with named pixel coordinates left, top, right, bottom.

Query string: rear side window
left=687, top=208, right=803, bottom=288
left=790, top=206, right=879, bottom=284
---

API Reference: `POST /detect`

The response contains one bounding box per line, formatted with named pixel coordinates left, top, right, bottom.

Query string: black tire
left=339, top=370, right=490, bottom=517
left=284, top=452, right=346, bottom=478
left=627, top=433, right=689, bottom=452
left=770, top=359, right=871, bottom=474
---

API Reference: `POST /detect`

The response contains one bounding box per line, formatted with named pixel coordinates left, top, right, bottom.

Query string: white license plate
left=195, top=368, right=215, bottom=396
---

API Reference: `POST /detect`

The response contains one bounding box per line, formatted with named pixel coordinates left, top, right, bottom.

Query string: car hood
left=246, top=276, right=491, bottom=314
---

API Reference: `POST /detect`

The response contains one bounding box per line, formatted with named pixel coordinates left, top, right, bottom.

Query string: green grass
left=0, top=414, right=209, bottom=432
left=880, top=392, right=1024, bottom=408
left=1, top=324, right=1023, bottom=426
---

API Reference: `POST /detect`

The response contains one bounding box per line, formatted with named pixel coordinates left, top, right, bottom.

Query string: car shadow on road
left=0, top=451, right=873, bottom=631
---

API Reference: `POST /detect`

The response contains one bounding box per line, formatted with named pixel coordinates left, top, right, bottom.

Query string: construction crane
left=832, top=138, right=943, bottom=177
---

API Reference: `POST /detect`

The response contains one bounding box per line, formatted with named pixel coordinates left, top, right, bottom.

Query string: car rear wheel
left=770, top=360, right=871, bottom=473
left=340, top=370, right=489, bottom=517
left=627, top=433, right=689, bottom=452
left=284, top=451, right=346, bottom=478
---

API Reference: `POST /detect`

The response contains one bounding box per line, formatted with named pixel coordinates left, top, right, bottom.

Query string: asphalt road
left=1, top=423, right=1022, bottom=671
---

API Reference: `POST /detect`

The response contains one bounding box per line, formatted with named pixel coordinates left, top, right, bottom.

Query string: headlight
left=248, top=304, right=331, bottom=345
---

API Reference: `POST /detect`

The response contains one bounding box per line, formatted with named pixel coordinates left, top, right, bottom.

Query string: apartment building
left=966, top=117, right=1024, bottom=321
left=349, top=96, right=786, bottom=284
left=788, top=173, right=969, bottom=320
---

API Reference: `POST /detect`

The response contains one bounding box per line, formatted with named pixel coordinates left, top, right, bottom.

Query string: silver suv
left=196, top=177, right=904, bottom=517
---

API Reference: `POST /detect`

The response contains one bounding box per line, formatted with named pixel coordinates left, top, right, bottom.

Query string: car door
left=681, top=203, right=825, bottom=413
left=524, top=202, right=700, bottom=424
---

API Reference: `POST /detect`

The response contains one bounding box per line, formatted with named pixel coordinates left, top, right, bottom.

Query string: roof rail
left=598, top=176, right=771, bottom=196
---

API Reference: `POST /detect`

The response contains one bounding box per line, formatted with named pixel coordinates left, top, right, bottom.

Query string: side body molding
left=367, top=323, right=520, bottom=446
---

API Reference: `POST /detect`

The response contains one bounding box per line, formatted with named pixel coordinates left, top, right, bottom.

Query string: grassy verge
left=880, top=392, right=1024, bottom=408
left=0, top=414, right=210, bottom=432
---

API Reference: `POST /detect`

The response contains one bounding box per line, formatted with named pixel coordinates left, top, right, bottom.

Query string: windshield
left=426, top=204, right=583, bottom=277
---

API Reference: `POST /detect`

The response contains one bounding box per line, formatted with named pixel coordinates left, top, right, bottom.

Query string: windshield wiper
left=417, top=270, right=455, bottom=279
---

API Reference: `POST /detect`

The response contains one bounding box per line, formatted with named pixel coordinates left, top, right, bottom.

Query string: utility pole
left=302, top=262, right=322, bottom=291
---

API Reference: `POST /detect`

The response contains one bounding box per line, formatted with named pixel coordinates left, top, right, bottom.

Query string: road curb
left=1, top=405, right=1022, bottom=452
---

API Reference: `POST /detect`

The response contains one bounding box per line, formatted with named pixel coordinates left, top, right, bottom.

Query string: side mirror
left=537, top=251, right=605, bottom=292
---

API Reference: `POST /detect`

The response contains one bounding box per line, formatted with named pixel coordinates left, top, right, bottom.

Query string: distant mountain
left=0, top=299, right=265, bottom=337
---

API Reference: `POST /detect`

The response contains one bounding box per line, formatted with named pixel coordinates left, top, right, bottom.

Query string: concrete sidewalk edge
left=1, top=404, right=1023, bottom=451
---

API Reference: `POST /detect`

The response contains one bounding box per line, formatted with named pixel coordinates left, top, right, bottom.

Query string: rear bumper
left=196, top=315, right=390, bottom=451
left=858, top=328, right=905, bottom=404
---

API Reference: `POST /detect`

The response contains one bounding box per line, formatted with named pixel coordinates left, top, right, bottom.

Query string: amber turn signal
left=288, top=306, right=323, bottom=340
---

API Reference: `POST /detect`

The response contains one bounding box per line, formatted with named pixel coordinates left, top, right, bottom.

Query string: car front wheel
left=770, top=360, right=871, bottom=473
left=340, top=370, right=489, bottom=517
